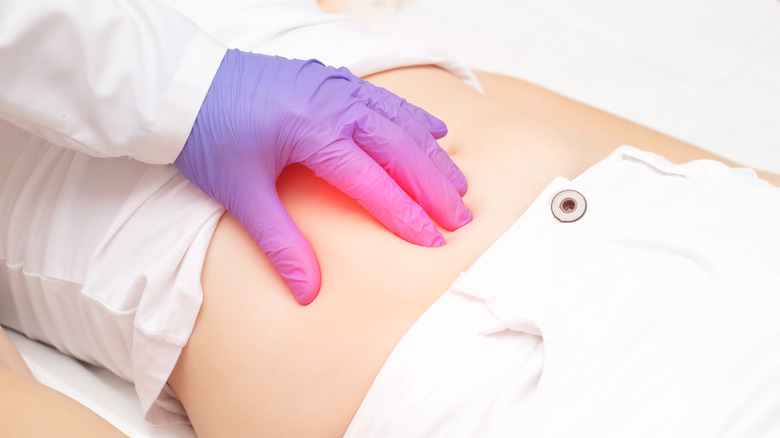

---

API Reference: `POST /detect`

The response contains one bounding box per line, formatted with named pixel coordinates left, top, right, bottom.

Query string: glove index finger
left=231, top=188, right=322, bottom=305
left=302, top=138, right=446, bottom=248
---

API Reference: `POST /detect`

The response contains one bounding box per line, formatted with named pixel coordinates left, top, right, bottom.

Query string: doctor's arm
left=0, top=0, right=225, bottom=163
left=0, top=0, right=470, bottom=304
left=0, top=327, right=128, bottom=437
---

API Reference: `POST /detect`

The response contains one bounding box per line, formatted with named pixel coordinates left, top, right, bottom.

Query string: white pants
left=346, top=146, right=780, bottom=437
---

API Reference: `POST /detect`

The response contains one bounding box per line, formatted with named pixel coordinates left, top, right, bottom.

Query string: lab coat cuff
left=140, top=32, right=227, bottom=165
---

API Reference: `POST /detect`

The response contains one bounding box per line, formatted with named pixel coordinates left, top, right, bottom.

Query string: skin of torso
left=168, top=67, right=779, bottom=437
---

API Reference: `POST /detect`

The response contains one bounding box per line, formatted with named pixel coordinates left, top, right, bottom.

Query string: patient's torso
left=183, top=67, right=616, bottom=436
left=180, top=67, right=776, bottom=437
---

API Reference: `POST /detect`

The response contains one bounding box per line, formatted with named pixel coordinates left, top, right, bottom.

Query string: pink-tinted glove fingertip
left=426, top=230, right=446, bottom=248
left=287, top=275, right=320, bottom=305
left=273, top=250, right=321, bottom=305
left=239, top=193, right=323, bottom=306
left=457, top=205, right=473, bottom=228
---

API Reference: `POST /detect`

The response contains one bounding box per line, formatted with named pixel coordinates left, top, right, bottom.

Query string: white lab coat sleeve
left=0, top=0, right=227, bottom=164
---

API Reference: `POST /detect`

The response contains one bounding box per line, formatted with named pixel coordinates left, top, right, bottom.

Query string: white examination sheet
left=362, top=0, right=780, bottom=174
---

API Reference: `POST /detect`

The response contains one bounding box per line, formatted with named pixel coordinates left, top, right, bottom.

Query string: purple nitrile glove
left=175, top=49, right=471, bottom=305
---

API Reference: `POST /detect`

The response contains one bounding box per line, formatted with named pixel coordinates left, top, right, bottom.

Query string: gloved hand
left=175, top=49, right=471, bottom=305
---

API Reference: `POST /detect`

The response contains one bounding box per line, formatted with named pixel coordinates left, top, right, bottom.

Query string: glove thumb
left=232, top=189, right=322, bottom=305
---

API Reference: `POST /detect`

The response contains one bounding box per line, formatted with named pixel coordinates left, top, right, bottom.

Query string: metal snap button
left=551, top=190, right=586, bottom=222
